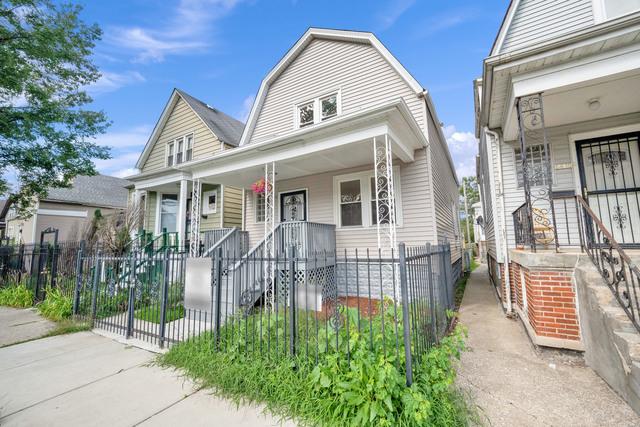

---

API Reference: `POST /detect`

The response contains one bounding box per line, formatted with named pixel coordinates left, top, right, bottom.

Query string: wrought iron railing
left=512, top=192, right=584, bottom=251
left=575, top=196, right=640, bottom=332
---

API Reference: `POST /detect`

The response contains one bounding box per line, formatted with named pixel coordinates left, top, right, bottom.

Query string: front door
left=280, top=190, right=307, bottom=222
left=576, top=132, right=640, bottom=247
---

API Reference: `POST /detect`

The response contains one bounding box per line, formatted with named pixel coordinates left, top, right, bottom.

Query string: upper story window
left=166, top=133, right=194, bottom=166
left=595, top=0, right=640, bottom=21
left=295, top=90, right=341, bottom=129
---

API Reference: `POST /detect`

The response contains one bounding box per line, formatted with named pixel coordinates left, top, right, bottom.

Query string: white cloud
left=92, top=124, right=152, bottom=149
left=108, top=0, right=244, bottom=63
left=237, top=94, right=255, bottom=122
left=443, top=124, right=478, bottom=180
left=95, top=152, right=141, bottom=178
left=376, top=0, right=416, bottom=30
left=111, top=167, right=139, bottom=179
left=89, top=71, right=146, bottom=95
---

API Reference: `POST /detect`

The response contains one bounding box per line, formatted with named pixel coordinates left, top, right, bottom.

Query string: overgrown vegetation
left=161, top=304, right=472, bottom=426
left=37, top=287, right=73, bottom=321
left=0, top=284, right=33, bottom=308
left=43, top=319, right=91, bottom=337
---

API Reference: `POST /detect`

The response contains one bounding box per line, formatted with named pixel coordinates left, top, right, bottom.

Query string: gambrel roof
left=239, top=28, right=425, bottom=146
left=135, top=89, right=244, bottom=169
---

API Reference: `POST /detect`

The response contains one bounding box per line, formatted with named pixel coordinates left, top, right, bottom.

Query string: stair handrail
left=576, top=195, right=640, bottom=332
left=201, top=227, right=239, bottom=258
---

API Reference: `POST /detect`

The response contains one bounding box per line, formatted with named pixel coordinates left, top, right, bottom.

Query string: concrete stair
left=574, top=256, right=640, bottom=414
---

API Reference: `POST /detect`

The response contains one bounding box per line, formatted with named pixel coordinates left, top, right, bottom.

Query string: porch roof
left=178, top=99, right=427, bottom=188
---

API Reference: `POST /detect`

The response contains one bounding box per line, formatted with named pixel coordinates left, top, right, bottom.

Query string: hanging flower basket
left=251, top=178, right=268, bottom=194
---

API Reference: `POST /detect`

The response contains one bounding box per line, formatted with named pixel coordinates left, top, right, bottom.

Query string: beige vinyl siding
left=500, top=0, right=594, bottom=53
left=501, top=112, right=640, bottom=249
left=200, top=184, right=222, bottom=231
left=144, top=191, right=157, bottom=234
left=243, top=150, right=435, bottom=252
left=249, top=38, right=424, bottom=144
left=141, top=97, right=223, bottom=173
left=223, top=186, right=243, bottom=228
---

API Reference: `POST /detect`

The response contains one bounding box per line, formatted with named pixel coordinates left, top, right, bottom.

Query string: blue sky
left=79, top=0, right=509, bottom=179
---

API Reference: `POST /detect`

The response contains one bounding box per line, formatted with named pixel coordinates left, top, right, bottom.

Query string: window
left=176, top=137, right=184, bottom=164
left=602, top=0, right=640, bottom=19
left=370, top=176, right=397, bottom=225
left=167, top=143, right=174, bottom=166
left=298, top=102, right=314, bottom=128
left=515, top=144, right=550, bottom=188
left=167, top=134, right=194, bottom=166
left=321, top=94, right=337, bottom=120
left=185, top=134, right=193, bottom=161
left=159, top=194, right=178, bottom=232
left=295, top=91, right=340, bottom=129
left=255, top=193, right=266, bottom=223
left=340, top=180, right=362, bottom=226
left=203, top=189, right=217, bottom=214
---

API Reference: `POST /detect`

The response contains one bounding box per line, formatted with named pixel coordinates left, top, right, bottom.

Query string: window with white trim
left=514, top=144, right=550, bottom=188
left=255, top=193, right=266, bottom=223
left=339, top=180, right=362, bottom=227
left=167, top=142, right=174, bottom=166
left=166, top=133, right=195, bottom=166
left=334, top=169, right=402, bottom=228
left=295, top=91, right=340, bottom=129
left=370, top=176, right=397, bottom=225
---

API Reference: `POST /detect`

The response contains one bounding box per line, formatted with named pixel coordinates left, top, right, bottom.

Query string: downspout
left=486, top=127, right=513, bottom=314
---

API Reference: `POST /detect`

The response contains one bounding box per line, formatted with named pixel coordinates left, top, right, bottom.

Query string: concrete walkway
left=0, top=307, right=56, bottom=347
left=457, top=264, right=640, bottom=426
left=0, top=331, right=296, bottom=426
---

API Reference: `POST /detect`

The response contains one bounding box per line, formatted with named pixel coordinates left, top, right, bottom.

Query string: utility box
left=184, top=257, right=213, bottom=316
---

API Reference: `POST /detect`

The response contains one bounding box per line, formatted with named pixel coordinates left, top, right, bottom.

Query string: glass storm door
left=280, top=190, right=307, bottom=222
left=577, top=132, right=640, bottom=247
left=159, top=194, right=178, bottom=233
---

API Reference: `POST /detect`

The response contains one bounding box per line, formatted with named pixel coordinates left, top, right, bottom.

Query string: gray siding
left=478, top=132, right=498, bottom=259
left=249, top=38, right=424, bottom=144
left=243, top=150, right=436, bottom=253
left=500, top=0, right=594, bottom=53
left=501, top=112, right=640, bottom=249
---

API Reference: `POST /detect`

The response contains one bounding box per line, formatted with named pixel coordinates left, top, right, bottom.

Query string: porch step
left=575, top=257, right=640, bottom=414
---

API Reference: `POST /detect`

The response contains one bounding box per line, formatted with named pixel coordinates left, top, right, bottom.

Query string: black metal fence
left=71, top=242, right=456, bottom=386
left=0, top=241, right=87, bottom=302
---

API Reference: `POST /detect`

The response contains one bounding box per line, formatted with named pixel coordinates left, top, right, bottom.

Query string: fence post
left=158, top=249, right=170, bottom=348
left=126, top=252, right=136, bottom=338
left=289, top=245, right=296, bottom=357
left=398, top=242, right=413, bottom=386
left=214, top=246, right=223, bottom=349
left=425, top=244, right=438, bottom=344
left=73, top=241, right=86, bottom=315
left=90, top=250, right=102, bottom=325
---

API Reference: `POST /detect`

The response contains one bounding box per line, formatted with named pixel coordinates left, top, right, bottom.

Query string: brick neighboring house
left=4, top=175, right=131, bottom=244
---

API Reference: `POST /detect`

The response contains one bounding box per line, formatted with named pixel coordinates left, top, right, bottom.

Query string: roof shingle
left=44, top=175, right=131, bottom=208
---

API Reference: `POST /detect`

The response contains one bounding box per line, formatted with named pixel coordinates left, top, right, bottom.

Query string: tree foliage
left=0, top=0, right=110, bottom=217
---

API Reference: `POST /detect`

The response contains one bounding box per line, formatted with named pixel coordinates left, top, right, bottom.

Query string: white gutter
left=487, top=127, right=513, bottom=313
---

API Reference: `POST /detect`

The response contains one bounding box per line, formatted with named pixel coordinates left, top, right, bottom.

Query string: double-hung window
left=599, top=0, right=640, bottom=20
left=339, top=180, right=363, bottom=227
left=335, top=169, right=402, bottom=228
left=295, top=91, right=340, bottom=129
left=167, top=133, right=194, bottom=166
left=515, top=144, right=550, bottom=188
left=167, top=142, right=175, bottom=166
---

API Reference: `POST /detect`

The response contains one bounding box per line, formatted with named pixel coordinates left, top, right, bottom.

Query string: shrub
left=37, top=287, right=73, bottom=321
left=161, top=305, right=471, bottom=427
left=0, top=285, right=34, bottom=308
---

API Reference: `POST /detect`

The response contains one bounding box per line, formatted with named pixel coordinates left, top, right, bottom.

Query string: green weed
left=37, top=287, right=73, bottom=321
left=0, top=284, right=34, bottom=308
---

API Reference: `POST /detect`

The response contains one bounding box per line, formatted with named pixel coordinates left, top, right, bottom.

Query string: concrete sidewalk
left=0, top=331, right=296, bottom=426
left=456, top=264, right=640, bottom=426
left=0, top=307, right=56, bottom=347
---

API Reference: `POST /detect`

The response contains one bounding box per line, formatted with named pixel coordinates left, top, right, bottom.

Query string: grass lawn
left=134, top=304, right=184, bottom=324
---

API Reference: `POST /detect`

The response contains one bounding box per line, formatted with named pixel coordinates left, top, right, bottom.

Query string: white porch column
left=177, top=179, right=188, bottom=248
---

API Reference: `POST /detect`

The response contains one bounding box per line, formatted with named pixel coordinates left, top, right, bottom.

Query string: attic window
left=167, top=133, right=194, bottom=166
left=295, top=91, right=340, bottom=129
left=167, top=142, right=174, bottom=166
left=298, top=102, right=314, bottom=128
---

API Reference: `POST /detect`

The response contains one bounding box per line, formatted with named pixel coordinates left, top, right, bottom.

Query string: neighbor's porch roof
left=177, top=99, right=428, bottom=188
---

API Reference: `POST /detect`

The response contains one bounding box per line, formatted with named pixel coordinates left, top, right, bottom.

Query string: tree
left=0, top=0, right=110, bottom=217
left=459, top=176, right=480, bottom=245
